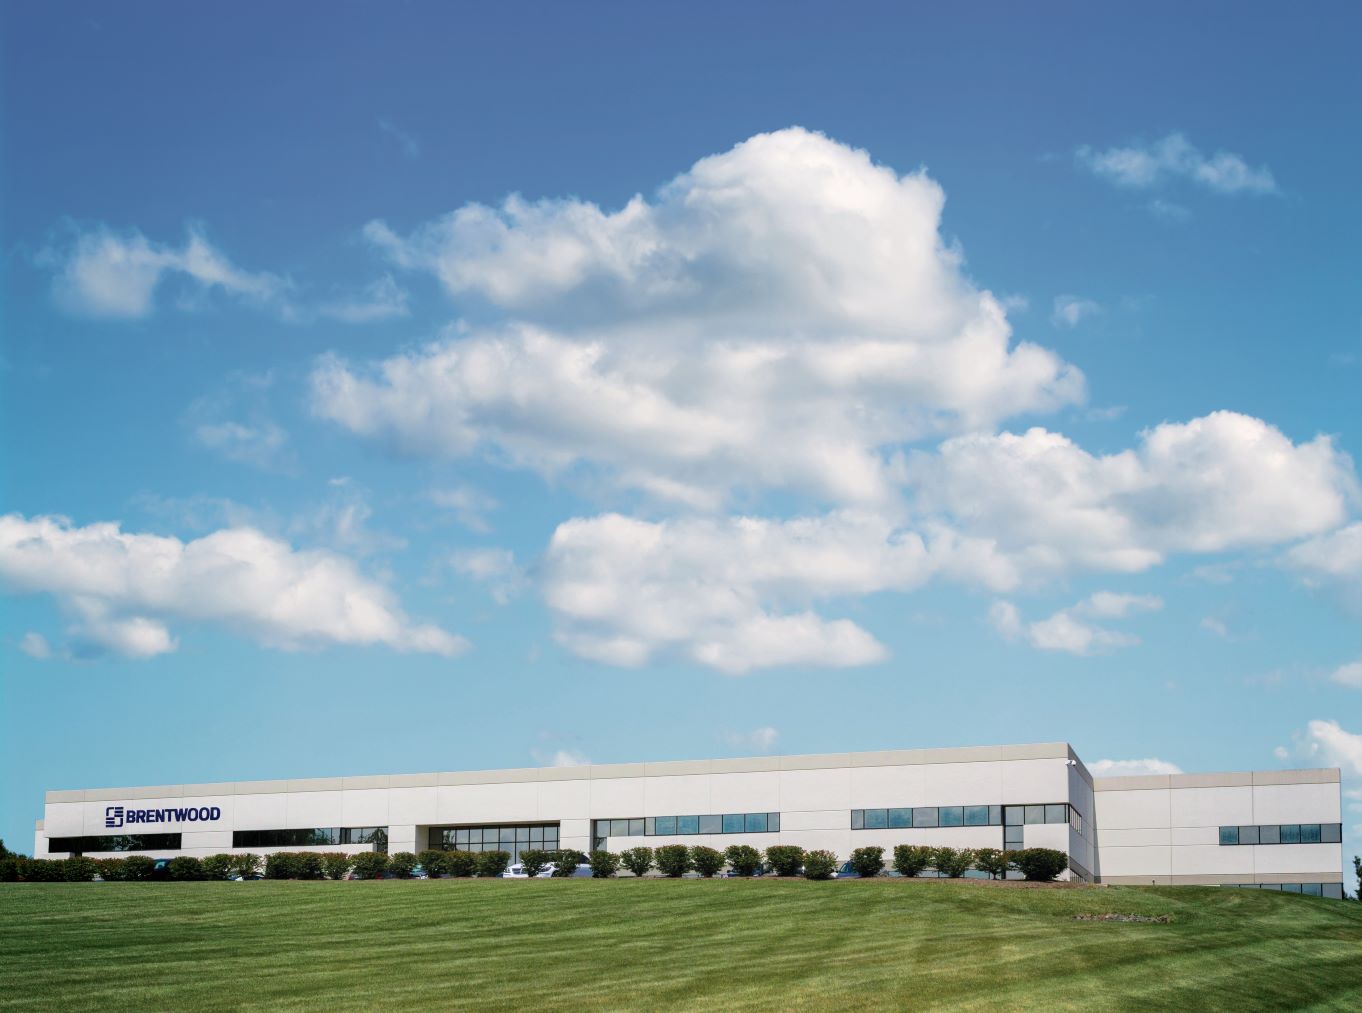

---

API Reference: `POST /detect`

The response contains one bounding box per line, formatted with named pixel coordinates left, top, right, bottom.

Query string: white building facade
left=32, top=741, right=1346, bottom=897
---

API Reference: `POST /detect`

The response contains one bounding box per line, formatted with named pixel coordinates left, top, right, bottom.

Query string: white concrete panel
left=183, top=830, right=232, bottom=851
left=780, top=809, right=850, bottom=832
left=285, top=791, right=343, bottom=828
left=341, top=789, right=390, bottom=827
left=787, top=829, right=851, bottom=855
left=1001, top=759, right=1069, bottom=803
left=1098, top=828, right=1171, bottom=847
left=1171, top=844, right=1253, bottom=877
left=709, top=772, right=780, bottom=813
left=643, top=775, right=711, bottom=815
left=779, top=768, right=851, bottom=811
left=1023, top=823, right=1069, bottom=851
left=1094, top=788, right=1170, bottom=830
left=388, top=787, right=438, bottom=825
left=1171, top=826, right=1219, bottom=847
left=1253, top=844, right=1342, bottom=875
left=1251, top=783, right=1340, bottom=824
left=560, top=818, right=590, bottom=840
left=436, top=781, right=539, bottom=823
left=848, top=763, right=928, bottom=807
left=538, top=779, right=590, bottom=819
left=1098, top=845, right=1171, bottom=878
left=234, top=792, right=287, bottom=830
left=42, top=803, right=83, bottom=837
left=388, top=825, right=418, bottom=854
left=1170, top=786, right=1252, bottom=828
left=586, top=777, right=647, bottom=818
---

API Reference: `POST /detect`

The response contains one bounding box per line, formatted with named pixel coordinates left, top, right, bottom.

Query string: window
left=1218, top=823, right=1341, bottom=846
left=1321, top=823, right=1341, bottom=844
left=939, top=807, right=964, bottom=827
left=1004, top=806, right=1024, bottom=826
left=864, top=808, right=888, bottom=830
left=745, top=813, right=768, bottom=833
left=677, top=815, right=700, bottom=835
left=850, top=810, right=864, bottom=830
left=600, top=812, right=780, bottom=838
left=1300, top=824, right=1322, bottom=844
left=889, top=807, right=913, bottom=829
left=1045, top=804, right=1068, bottom=825
left=437, top=824, right=556, bottom=863
left=49, top=834, right=182, bottom=854
left=1024, top=805, right=1045, bottom=825
left=1219, top=826, right=1239, bottom=845
left=851, top=802, right=1071, bottom=833
left=699, top=815, right=721, bottom=835
left=1238, top=826, right=1259, bottom=845
left=1280, top=824, right=1301, bottom=844
left=964, top=806, right=989, bottom=827
left=913, top=807, right=939, bottom=828
left=1004, top=826, right=1024, bottom=847
left=1259, top=824, right=1280, bottom=844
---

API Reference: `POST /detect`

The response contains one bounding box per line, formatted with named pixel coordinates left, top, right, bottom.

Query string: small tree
left=1012, top=848, right=1068, bottom=882
left=1354, top=855, right=1360, bottom=902
left=298, top=853, right=326, bottom=880
left=96, top=858, right=128, bottom=882
left=550, top=849, right=586, bottom=877
left=200, top=854, right=235, bottom=881
left=167, top=856, right=204, bottom=881
left=931, top=847, right=974, bottom=879
left=654, top=844, right=692, bottom=877
left=724, top=844, right=762, bottom=877
left=351, top=852, right=390, bottom=880
left=265, top=852, right=299, bottom=879
left=26, top=859, right=66, bottom=882
left=765, top=845, right=806, bottom=878
left=690, top=846, right=725, bottom=878
left=518, top=849, right=549, bottom=877
left=891, top=844, right=933, bottom=878
left=476, top=850, right=511, bottom=878
left=589, top=850, right=621, bottom=878
left=64, top=856, right=99, bottom=882
left=443, top=850, right=477, bottom=878
left=619, top=847, right=654, bottom=877
left=849, top=846, right=885, bottom=878
left=322, top=853, right=354, bottom=881
left=972, top=848, right=1008, bottom=880
left=416, top=850, right=446, bottom=879
left=802, top=850, right=838, bottom=880
left=388, top=852, right=418, bottom=878
left=123, top=855, right=156, bottom=881
left=231, top=853, right=260, bottom=880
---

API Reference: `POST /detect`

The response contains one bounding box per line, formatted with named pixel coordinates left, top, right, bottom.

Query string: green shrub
left=0, top=855, right=20, bottom=882
left=891, top=845, right=934, bottom=878
left=388, top=852, right=418, bottom=878
left=25, top=859, right=66, bottom=882
left=654, top=844, right=691, bottom=877
left=200, top=854, right=235, bottom=881
left=802, top=850, right=838, bottom=880
left=519, top=849, right=549, bottom=877
left=1012, top=847, right=1068, bottom=882
left=476, top=850, right=511, bottom=878
left=689, top=846, right=725, bottom=878
left=166, top=856, right=203, bottom=881
left=765, top=845, right=805, bottom=878
left=350, top=852, right=390, bottom=879
left=443, top=850, right=477, bottom=878
left=589, top=850, right=621, bottom=878
left=724, top=844, right=762, bottom=877
left=931, top=847, right=974, bottom=879
left=416, top=850, right=445, bottom=879
left=849, top=846, right=885, bottom=878
left=550, top=849, right=586, bottom=877
left=64, top=856, right=99, bottom=882
left=972, top=847, right=1008, bottom=880
left=95, top=858, right=127, bottom=882
left=619, top=847, right=654, bottom=877
left=231, top=853, right=260, bottom=880
left=322, top=853, right=354, bottom=880
left=122, top=855, right=156, bottom=881
left=297, top=852, right=325, bottom=880
left=264, top=852, right=298, bottom=879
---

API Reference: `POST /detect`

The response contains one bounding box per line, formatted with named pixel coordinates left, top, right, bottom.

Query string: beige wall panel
left=340, top=789, right=390, bottom=827
left=233, top=792, right=287, bottom=830
left=644, top=775, right=712, bottom=815
left=388, top=787, right=438, bottom=825
left=1094, top=788, right=1170, bottom=831
left=1251, top=783, right=1340, bottom=824
left=537, top=778, right=590, bottom=818
left=778, top=768, right=851, bottom=811
left=436, top=782, right=539, bottom=824
left=709, top=771, right=781, bottom=813
left=1000, top=759, right=1068, bottom=803
left=1170, top=786, right=1252, bottom=828
left=1171, top=844, right=1253, bottom=877
left=285, top=791, right=343, bottom=828
left=42, top=803, right=83, bottom=837
left=1252, top=843, right=1342, bottom=876
left=586, top=777, right=647, bottom=818
left=1098, top=828, right=1171, bottom=848
left=1097, top=845, right=1171, bottom=878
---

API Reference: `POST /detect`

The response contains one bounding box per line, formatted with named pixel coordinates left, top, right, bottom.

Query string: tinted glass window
left=1259, top=824, right=1280, bottom=844
left=1219, top=826, right=1239, bottom=845
left=1024, top=805, right=1045, bottom=825
left=1238, top=826, right=1259, bottom=845
left=1004, top=806, right=1024, bottom=825
left=677, top=815, right=699, bottom=835
left=1045, top=805, right=1068, bottom=825
left=699, top=815, right=722, bottom=835
left=889, top=808, right=912, bottom=828
left=1280, top=824, right=1301, bottom=844
left=939, top=807, right=963, bottom=827
left=1321, top=823, right=1341, bottom=843
left=745, top=812, right=768, bottom=833
left=1300, top=824, right=1322, bottom=844
left=768, top=813, right=780, bottom=832
left=1004, top=826, right=1024, bottom=846
left=964, top=806, right=989, bottom=827
left=864, top=808, right=888, bottom=830
left=849, top=810, right=863, bottom=831
left=654, top=816, right=676, bottom=835
left=989, top=805, right=1002, bottom=826
left=913, top=807, right=939, bottom=828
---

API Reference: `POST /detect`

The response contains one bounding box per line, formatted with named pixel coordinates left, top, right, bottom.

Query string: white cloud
left=990, top=591, right=1162, bottom=656
left=540, top=749, right=589, bottom=768
left=452, top=548, right=524, bottom=604
left=316, top=128, right=1084, bottom=507
left=1200, top=616, right=1229, bottom=638
left=1274, top=746, right=1290, bottom=761
left=19, top=632, right=51, bottom=659
left=1077, top=134, right=1277, bottom=195
left=1052, top=295, right=1101, bottom=328
left=1281, top=523, right=1362, bottom=616
left=1330, top=659, right=1362, bottom=690
left=723, top=726, right=780, bottom=753
left=429, top=486, right=499, bottom=533
left=1088, top=758, right=1184, bottom=777
left=1296, top=720, right=1362, bottom=777
left=0, top=513, right=463, bottom=659
left=315, top=274, right=410, bottom=324
left=46, top=224, right=288, bottom=319
left=909, top=412, right=1356, bottom=577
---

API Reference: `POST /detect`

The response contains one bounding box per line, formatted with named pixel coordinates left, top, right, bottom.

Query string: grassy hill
left=2, top=879, right=1359, bottom=1011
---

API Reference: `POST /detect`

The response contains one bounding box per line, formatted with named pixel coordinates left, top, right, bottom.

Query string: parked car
left=502, top=862, right=591, bottom=878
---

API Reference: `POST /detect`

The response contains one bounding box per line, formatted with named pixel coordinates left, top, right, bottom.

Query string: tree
left=323, top=853, right=354, bottom=880
left=296, top=852, right=325, bottom=880
left=519, top=849, right=549, bottom=877
left=64, top=856, right=99, bottom=882
left=589, top=850, right=621, bottom=878
left=416, top=850, right=445, bottom=878
left=654, top=844, right=692, bottom=877
left=931, top=847, right=975, bottom=879
left=231, top=853, right=261, bottom=880
left=476, top=850, right=511, bottom=877
left=168, top=856, right=205, bottom=881
left=765, top=845, right=806, bottom=878
left=891, top=844, right=933, bottom=878
left=550, top=849, right=587, bottom=877
left=200, top=854, right=235, bottom=880
left=690, top=846, right=725, bottom=877
left=724, top=844, right=763, bottom=877
left=619, top=847, right=654, bottom=877
left=96, top=858, right=128, bottom=882
left=1011, top=848, right=1068, bottom=882
left=849, top=846, right=885, bottom=878
left=973, top=848, right=1009, bottom=880
left=351, top=852, right=390, bottom=880
left=123, top=855, right=156, bottom=881
left=802, top=850, right=838, bottom=880
left=443, top=850, right=477, bottom=878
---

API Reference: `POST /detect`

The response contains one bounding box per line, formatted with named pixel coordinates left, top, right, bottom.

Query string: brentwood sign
left=105, top=805, right=222, bottom=829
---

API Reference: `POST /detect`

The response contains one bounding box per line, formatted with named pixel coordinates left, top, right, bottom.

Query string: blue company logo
left=105, top=804, right=221, bottom=828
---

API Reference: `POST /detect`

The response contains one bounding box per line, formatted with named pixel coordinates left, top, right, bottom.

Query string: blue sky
left=1, top=2, right=1358, bottom=867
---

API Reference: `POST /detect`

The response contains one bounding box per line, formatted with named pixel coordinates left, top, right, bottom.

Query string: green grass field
left=2, top=879, right=1359, bottom=1011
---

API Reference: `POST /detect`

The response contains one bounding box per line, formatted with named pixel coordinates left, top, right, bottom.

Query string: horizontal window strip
left=1218, top=823, right=1341, bottom=846
left=231, top=827, right=387, bottom=848
left=592, top=813, right=780, bottom=839
left=49, top=834, right=182, bottom=854
left=851, top=803, right=1079, bottom=832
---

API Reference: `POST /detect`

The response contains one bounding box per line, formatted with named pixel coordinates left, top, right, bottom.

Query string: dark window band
left=1218, top=823, right=1341, bottom=846
left=851, top=803, right=1081, bottom=835
left=231, top=827, right=387, bottom=848
left=49, top=834, right=182, bottom=854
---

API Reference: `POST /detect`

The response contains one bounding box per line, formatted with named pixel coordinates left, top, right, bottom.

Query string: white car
left=502, top=862, right=592, bottom=878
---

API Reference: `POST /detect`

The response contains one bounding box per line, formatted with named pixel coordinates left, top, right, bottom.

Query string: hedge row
left=0, top=845, right=1071, bottom=883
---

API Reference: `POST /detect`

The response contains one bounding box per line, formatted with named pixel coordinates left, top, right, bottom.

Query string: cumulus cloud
left=0, top=513, right=464, bottom=659
left=1281, top=522, right=1362, bottom=616
left=1077, top=134, right=1278, bottom=194
left=1330, top=659, right=1362, bottom=690
left=1296, top=720, right=1362, bottom=777
left=990, top=591, right=1162, bottom=656
left=315, top=128, right=1084, bottom=507
left=45, top=224, right=288, bottom=319
left=1088, top=758, right=1184, bottom=777
left=723, top=726, right=780, bottom=753
left=543, top=749, right=590, bottom=768
left=1052, top=295, right=1101, bottom=328
left=429, top=486, right=499, bottom=533
left=184, top=371, right=293, bottom=472
left=19, top=632, right=52, bottom=660
left=451, top=548, right=525, bottom=604
left=314, top=274, right=410, bottom=324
